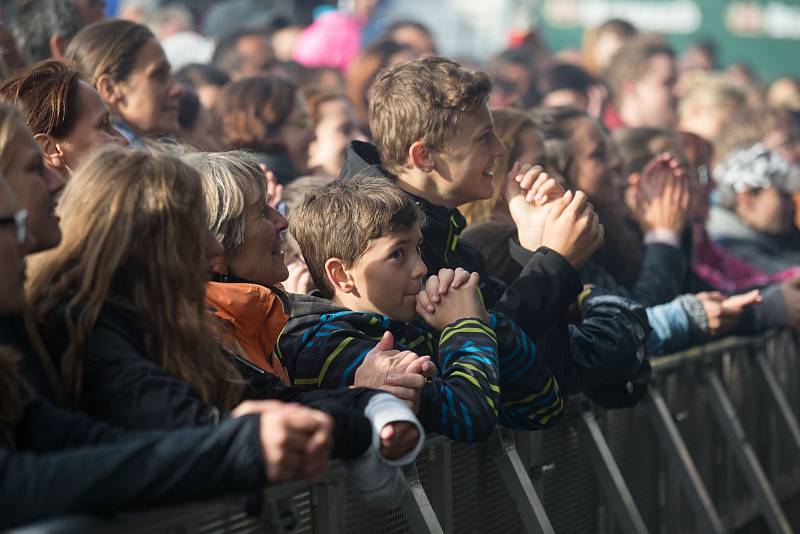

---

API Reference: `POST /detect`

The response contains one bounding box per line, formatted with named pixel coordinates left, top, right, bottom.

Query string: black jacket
left=0, top=318, right=268, bottom=529
left=461, top=220, right=652, bottom=403
left=34, top=300, right=373, bottom=460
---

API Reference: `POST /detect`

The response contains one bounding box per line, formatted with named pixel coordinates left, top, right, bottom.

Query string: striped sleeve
left=491, top=313, right=564, bottom=429
left=419, top=317, right=501, bottom=443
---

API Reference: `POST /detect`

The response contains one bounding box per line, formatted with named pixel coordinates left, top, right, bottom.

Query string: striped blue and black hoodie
left=277, top=294, right=564, bottom=443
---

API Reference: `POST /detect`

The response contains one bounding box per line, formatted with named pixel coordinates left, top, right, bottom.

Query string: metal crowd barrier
left=12, top=330, right=800, bottom=534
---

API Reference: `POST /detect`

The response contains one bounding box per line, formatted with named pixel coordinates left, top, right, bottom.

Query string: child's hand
left=417, top=267, right=471, bottom=313
left=506, top=162, right=566, bottom=250
left=379, top=421, right=421, bottom=460
left=540, top=190, right=605, bottom=268
left=416, top=271, right=488, bottom=331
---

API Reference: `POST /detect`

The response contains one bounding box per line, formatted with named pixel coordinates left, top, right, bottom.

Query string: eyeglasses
left=0, top=209, right=27, bottom=245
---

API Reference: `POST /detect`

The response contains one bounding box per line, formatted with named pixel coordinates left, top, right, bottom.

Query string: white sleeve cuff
left=644, top=228, right=680, bottom=248
left=363, top=393, right=425, bottom=466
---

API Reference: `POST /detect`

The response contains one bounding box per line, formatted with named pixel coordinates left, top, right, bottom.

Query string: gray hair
left=182, top=150, right=267, bottom=255
left=12, top=0, right=83, bottom=63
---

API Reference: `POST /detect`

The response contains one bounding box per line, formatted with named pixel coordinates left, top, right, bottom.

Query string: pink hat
left=292, top=11, right=365, bottom=72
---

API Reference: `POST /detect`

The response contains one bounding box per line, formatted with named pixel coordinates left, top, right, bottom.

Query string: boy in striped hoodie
left=277, top=174, right=564, bottom=442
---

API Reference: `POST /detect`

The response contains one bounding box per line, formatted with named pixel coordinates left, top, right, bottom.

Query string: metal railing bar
left=645, top=384, right=725, bottom=534
left=571, top=398, right=650, bottom=534
left=704, top=368, right=793, bottom=534
left=490, top=427, right=555, bottom=534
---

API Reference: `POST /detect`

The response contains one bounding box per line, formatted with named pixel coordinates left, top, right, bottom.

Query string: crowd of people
left=2, top=0, right=800, bottom=528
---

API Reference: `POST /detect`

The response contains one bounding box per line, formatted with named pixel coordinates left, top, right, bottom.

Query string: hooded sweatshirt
left=277, top=293, right=564, bottom=443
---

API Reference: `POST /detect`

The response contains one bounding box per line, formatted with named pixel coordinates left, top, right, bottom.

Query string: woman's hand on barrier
left=355, top=332, right=434, bottom=411
left=235, top=401, right=333, bottom=482
left=697, top=290, right=761, bottom=336
left=379, top=421, right=420, bottom=460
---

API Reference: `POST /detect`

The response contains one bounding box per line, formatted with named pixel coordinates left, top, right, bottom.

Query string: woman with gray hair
left=183, top=150, right=435, bottom=505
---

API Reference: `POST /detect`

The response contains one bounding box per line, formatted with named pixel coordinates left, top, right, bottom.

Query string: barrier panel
left=11, top=330, right=800, bottom=534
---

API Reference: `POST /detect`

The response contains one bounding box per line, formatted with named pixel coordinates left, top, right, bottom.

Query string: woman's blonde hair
left=27, top=145, right=243, bottom=408
left=460, top=108, right=540, bottom=225
left=183, top=150, right=267, bottom=256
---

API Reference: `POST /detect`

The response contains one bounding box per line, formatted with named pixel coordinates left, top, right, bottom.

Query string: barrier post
left=703, top=365, right=793, bottom=534
left=645, top=382, right=725, bottom=534
left=425, top=440, right=453, bottom=533
left=572, top=396, right=650, bottom=534
left=751, top=346, right=800, bottom=461
left=490, top=427, right=555, bottom=534
left=310, top=477, right=345, bottom=534
left=400, top=462, right=445, bottom=534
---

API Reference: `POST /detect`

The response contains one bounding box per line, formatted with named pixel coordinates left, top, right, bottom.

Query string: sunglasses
left=0, top=209, right=27, bottom=245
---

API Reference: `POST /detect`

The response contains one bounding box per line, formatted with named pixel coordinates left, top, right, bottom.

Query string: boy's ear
left=408, top=141, right=435, bottom=173
left=33, top=133, right=66, bottom=171
left=324, top=257, right=356, bottom=294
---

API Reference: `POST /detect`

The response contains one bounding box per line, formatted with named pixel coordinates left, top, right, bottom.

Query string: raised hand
left=540, top=190, right=604, bottom=268
left=506, top=162, right=567, bottom=251
left=633, top=152, right=690, bottom=234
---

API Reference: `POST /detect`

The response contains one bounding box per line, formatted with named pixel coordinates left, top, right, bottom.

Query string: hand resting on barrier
left=354, top=331, right=437, bottom=412
left=232, top=400, right=333, bottom=482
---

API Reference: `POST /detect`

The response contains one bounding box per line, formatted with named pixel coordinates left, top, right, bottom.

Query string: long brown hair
left=0, top=59, right=83, bottom=138
left=27, top=145, right=243, bottom=409
left=65, top=19, right=154, bottom=85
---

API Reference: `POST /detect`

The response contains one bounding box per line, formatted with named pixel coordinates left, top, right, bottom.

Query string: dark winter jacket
left=0, top=319, right=268, bottom=529
left=2, top=407, right=266, bottom=529
left=35, top=299, right=373, bottom=460
left=277, top=294, right=564, bottom=442
left=460, top=221, right=652, bottom=403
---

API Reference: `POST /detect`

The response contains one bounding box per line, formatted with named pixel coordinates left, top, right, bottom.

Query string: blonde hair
left=183, top=150, right=267, bottom=257
left=27, top=145, right=243, bottom=408
left=460, top=108, right=539, bottom=225
left=678, top=74, right=747, bottom=121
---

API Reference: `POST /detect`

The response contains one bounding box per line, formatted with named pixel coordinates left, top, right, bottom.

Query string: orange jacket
left=205, top=281, right=291, bottom=384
